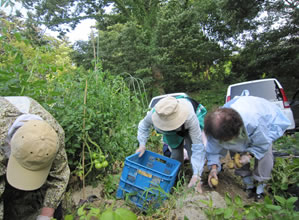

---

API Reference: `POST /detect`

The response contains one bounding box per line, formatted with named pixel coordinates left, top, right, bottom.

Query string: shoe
left=255, top=193, right=264, bottom=202
left=245, top=188, right=256, bottom=199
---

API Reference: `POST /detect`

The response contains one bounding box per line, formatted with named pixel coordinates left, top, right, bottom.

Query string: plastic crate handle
left=156, top=157, right=167, bottom=164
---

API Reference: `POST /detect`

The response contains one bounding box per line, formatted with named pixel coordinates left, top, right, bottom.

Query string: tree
left=231, top=0, right=299, bottom=94
left=20, top=0, right=298, bottom=95
left=0, top=13, right=75, bottom=102
left=154, top=1, right=228, bottom=92
left=18, top=0, right=164, bottom=36
left=70, top=0, right=250, bottom=94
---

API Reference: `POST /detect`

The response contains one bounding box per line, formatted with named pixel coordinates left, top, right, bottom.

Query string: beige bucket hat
left=152, top=96, right=189, bottom=131
left=7, top=120, right=59, bottom=191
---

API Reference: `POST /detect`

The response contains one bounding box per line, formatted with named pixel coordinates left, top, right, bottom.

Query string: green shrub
left=202, top=193, right=299, bottom=220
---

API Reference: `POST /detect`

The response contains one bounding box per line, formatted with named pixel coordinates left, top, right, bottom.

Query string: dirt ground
left=164, top=158, right=255, bottom=220
left=66, top=153, right=256, bottom=220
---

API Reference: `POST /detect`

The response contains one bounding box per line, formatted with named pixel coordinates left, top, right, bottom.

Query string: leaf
left=14, top=53, right=23, bottom=65
left=263, top=196, right=273, bottom=205
left=88, top=207, right=101, bottom=217
left=77, top=205, right=86, bottom=216
left=64, top=215, right=74, bottom=220
left=2, top=27, right=7, bottom=34
left=246, top=211, right=257, bottom=220
left=215, top=208, right=225, bottom=215
left=115, top=208, right=137, bottom=220
left=100, top=209, right=115, bottom=220
left=14, top=32, right=22, bottom=41
left=224, top=193, right=232, bottom=206
left=274, top=195, right=286, bottom=205
left=234, top=195, right=243, bottom=207
left=265, top=204, right=282, bottom=211
left=281, top=183, right=288, bottom=190
left=286, top=197, right=298, bottom=207
left=199, top=200, right=210, bottom=206
left=223, top=208, right=233, bottom=219
left=254, top=210, right=263, bottom=218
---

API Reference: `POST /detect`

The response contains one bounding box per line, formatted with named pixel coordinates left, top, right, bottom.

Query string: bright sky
left=45, top=19, right=96, bottom=43
left=69, top=19, right=96, bottom=42
left=2, top=2, right=97, bottom=43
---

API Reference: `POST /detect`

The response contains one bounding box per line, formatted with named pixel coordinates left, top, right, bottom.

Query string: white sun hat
left=152, top=96, right=189, bottom=131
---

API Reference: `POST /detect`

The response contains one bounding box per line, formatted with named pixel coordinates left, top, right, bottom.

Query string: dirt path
left=165, top=163, right=253, bottom=220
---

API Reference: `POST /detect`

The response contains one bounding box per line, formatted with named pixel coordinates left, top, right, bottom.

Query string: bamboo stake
left=91, top=30, right=97, bottom=71
left=82, top=79, right=88, bottom=199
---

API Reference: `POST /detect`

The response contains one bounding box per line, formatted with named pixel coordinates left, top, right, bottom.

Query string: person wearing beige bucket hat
left=137, top=96, right=206, bottom=193
left=0, top=96, right=70, bottom=220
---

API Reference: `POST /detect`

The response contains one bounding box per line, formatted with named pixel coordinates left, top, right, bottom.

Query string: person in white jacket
left=136, top=96, right=206, bottom=193
left=204, top=96, right=291, bottom=200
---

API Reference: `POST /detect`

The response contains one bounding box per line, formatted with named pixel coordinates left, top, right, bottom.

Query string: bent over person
left=136, top=96, right=206, bottom=193
left=0, top=96, right=70, bottom=220
left=204, top=96, right=291, bottom=200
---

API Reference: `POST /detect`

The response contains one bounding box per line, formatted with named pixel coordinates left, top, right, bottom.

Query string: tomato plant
left=95, top=163, right=102, bottom=170
left=102, top=161, right=109, bottom=168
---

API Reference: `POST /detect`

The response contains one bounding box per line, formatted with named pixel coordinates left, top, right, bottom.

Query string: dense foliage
left=12, top=0, right=296, bottom=97
left=0, top=16, right=145, bottom=184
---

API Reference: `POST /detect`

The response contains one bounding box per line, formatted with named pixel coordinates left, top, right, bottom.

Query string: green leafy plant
left=201, top=193, right=299, bottom=220
left=65, top=203, right=137, bottom=220
left=0, top=17, right=146, bottom=186
left=77, top=204, right=101, bottom=220
left=200, top=193, right=245, bottom=220
left=142, top=184, right=170, bottom=214
left=102, top=173, right=121, bottom=198
left=271, top=195, right=299, bottom=219
left=244, top=195, right=299, bottom=220
left=199, top=196, right=219, bottom=219
left=269, top=157, right=299, bottom=198
left=47, top=66, right=146, bottom=185
left=100, top=207, right=137, bottom=220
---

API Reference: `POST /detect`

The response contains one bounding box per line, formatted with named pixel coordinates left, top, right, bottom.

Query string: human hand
left=136, top=146, right=146, bottom=157
left=208, top=168, right=218, bottom=188
left=188, top=175, right=203, bottom=193
left=38, top=207, right=54, bottom=220
left=36, top=216, right=51, bottom=220
left=239, top=154, right=252, bottom=165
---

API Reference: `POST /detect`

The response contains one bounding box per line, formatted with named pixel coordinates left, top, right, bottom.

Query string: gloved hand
left=136, top=146, right=146, bottom=157
left=208, top=168, right=218, bottom=188
left=188, top=175, right=202, bottom=193
left=36, top=216, right=51, bottom=220
left=239, top=154, right=252, bottom=165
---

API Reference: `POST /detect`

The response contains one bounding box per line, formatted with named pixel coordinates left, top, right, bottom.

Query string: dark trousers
left=3, top=178, right=62, bottom=220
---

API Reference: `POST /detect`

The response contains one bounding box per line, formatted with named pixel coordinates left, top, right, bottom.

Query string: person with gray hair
left=204, top=96, right=291, bottom=200
left=136, top=96, right=206, bottom=193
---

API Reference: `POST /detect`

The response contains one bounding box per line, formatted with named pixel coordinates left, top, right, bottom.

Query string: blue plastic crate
left=116, top=150, right=181, bottom=209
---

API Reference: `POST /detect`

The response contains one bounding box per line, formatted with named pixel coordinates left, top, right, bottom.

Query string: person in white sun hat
left=0, top=96, right=70, bottom=220
left=136, top=96, right=206, bottom=193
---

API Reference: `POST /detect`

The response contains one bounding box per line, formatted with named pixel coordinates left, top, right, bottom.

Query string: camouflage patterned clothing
left=0, top=97, right=70, bottom=220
